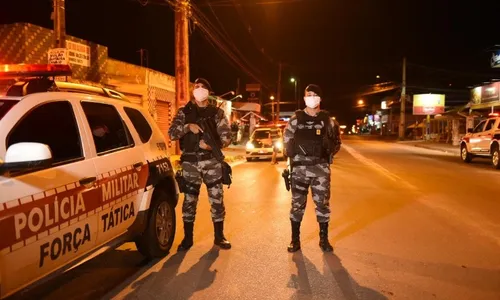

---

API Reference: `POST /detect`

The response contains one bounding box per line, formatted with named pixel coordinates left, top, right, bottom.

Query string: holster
left=282, top=169, right=291, bottom=191
left=175, top=169, right=186, bottom=193
left=221, top=161, right=232, bottom=188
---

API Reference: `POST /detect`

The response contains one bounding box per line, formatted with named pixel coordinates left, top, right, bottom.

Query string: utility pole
left=138, top=49, right=148, bottom=67
left=175, top=0, right=190, bottom=154
left=291, top=78, right=298, bottom=109
left=276, top=62, right=282, bottom=122
left=52, top=0, right=66, bottom=48
left=175, top=0, right=190, bottom=111
left=398, top=57, right=407, bottom=140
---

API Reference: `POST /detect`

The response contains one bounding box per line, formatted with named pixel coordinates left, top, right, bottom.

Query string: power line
left=202, top=0, right=321, bottom=7
left=229, top=0, right=277, bottom=65
left=142, top=0, right=271, bottom=89
left=190, top=3, right=265, bottom=79
left=407, top=62, right=500, bottom=79
left=188, top=3, right=271, bottom=89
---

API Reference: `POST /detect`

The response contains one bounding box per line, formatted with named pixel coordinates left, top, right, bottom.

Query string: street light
left=269, top=95, right=276, bottom=120
left=376, top=75, right=380, bottom=79
left=219, top=91, right=235, bottom=98
left=357, top=99, right=364, bottom=105
left=229, top=94, right=242, bottom=101
left=290, top=77, right=298, bottom=109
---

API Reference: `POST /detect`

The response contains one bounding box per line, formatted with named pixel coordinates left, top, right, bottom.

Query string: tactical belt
left=181, top=153, right=213, bottom=162
left=292, top=158, right=327, bottom=167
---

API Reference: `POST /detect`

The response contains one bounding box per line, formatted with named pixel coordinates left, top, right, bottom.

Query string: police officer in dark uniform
left=283, top=84, right=341, bottom=252
left=168, top=78, right=232, bottom=250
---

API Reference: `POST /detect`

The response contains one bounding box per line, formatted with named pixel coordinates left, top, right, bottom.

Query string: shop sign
left=491, top=51, right=500, bottom=68
left=480, top=82, right=499, bottom=103
left=47, top=48, right=68, bottom=65
left=413, top=94, right=445, bottom=115
left=66, top=40, right=90, bottom=67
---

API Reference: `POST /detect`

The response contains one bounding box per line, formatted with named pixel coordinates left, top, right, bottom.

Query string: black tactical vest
left=293, top=110, right=330, bottom=157
left=180, top=101, right=220, bottom=152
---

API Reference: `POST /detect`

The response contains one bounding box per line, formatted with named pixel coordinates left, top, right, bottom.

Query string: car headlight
left=246, top=142, right=255, bottom=150
left=274, top=141, right=283, bottom=149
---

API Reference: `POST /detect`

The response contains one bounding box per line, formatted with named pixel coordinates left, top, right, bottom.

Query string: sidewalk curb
left=410, top=143, right=460, bottom=155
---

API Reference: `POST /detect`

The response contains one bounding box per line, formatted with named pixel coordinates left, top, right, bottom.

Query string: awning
left=232, top=101, right=261, bottom=112
left=240, top=111, right=267, bottom=122
left=407, top=122, right=425, bottom=129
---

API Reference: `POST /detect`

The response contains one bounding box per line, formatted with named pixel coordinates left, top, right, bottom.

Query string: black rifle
left=324, top=121, right=341, bottom=164
left=197, top=115, right=233, bottom=187
left=197, top=116, right=225, bottom=162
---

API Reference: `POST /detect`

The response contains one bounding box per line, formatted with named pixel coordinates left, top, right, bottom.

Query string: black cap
left=305, top=84, right=322, bottom=98
left=194, top=78, right=212, bottom=92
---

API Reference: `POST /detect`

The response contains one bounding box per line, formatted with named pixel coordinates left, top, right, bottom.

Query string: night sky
left=1, top=0, right=500, bottom=124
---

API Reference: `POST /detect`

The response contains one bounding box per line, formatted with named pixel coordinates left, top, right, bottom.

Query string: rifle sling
left=181, top=153, right=213, bottom=162
left=291, top=159, right=327, bottom=167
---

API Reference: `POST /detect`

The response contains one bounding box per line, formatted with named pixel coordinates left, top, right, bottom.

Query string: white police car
left=460, top=113, right=500, bottom=168
left=0, top=64, right=178, bottom=298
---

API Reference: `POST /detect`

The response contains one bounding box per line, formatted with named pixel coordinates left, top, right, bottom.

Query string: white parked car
left=245, top=126, right=284, bottom=161
left=460, top=113, right=500, bottom=168
left=0, top=64, right=178, bottom=298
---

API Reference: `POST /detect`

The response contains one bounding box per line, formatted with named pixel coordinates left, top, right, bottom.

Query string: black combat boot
left=214, top=221, right=231, bottom=249
left=287, top=221, right=301, bottom=253
left=177, top=221, right=194, bottom=251
left=319, top=222, right=333, bottom=252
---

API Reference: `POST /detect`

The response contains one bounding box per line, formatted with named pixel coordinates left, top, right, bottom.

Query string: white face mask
left=304, top=96, right=321, bottom=109
left=193, top=87, right=209, bottom=102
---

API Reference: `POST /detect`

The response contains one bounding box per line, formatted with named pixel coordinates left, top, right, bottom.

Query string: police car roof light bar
left=0, top=64, right=72, bottom=78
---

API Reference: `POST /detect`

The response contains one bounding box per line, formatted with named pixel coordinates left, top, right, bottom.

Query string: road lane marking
left=342, top=144, right=418, bottom=191
left=343, top=144, right=500, bottom=248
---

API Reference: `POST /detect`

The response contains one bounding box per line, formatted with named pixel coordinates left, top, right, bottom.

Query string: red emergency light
left=489, top=113, right=499, bottom=117
left=0, top=64, right=72, bottom=78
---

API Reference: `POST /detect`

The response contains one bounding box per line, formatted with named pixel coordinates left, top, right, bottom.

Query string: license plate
left=259, top=150, right=266, bottom=154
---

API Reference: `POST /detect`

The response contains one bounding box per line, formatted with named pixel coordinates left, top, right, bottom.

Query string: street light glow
left=290, top=78, right=296, bottom=83
left=270, top=95, right=275, bottom=100
left=376, top=75, right=380, bottom=79
left=357, top=99, right=364, bottom=105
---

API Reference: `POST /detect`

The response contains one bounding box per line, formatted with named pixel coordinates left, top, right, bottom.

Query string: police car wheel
left=491, top=146, right=500, bottom=169
left=461, top=144, right=472, bottom=163
left=135, top=190, right=176, bottom=258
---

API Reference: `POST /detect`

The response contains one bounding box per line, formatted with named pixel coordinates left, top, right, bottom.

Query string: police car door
left=478, top=119, right=495, bottom=151
left=0, top=97, right=98, bottom=298
left=469, top=120, right=486, bottom=152
left=77, top=100, right=147, bottom=247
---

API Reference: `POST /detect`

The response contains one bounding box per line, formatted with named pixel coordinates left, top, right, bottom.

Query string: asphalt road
left=13, top=138, right=500, bottom=300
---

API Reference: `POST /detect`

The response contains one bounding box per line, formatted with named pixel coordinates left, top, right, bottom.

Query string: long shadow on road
left=289, top=251, right=387, bottom=300
left=8, top=247, right=152, bottom=300
left=121, top=247, right=220, bottom=300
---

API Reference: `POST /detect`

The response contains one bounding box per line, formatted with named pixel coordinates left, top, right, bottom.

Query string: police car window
left=0, top=99, right=18, bottom=120
left=81, top=102, right=134, bottom=154
left=484, top=119, right=494, bottom=131
left=7, top=101, right=82, bottom=165
left=473, top=120, right=486, bottom=133
left=124, top=107, right=153, bottom=143
left=253, top=130, right=270, bottom=139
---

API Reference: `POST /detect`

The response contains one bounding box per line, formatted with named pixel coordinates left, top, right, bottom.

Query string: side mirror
left=0, top=143, right=53, bottom=175
left=467, top=128, right=474, bottom=133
